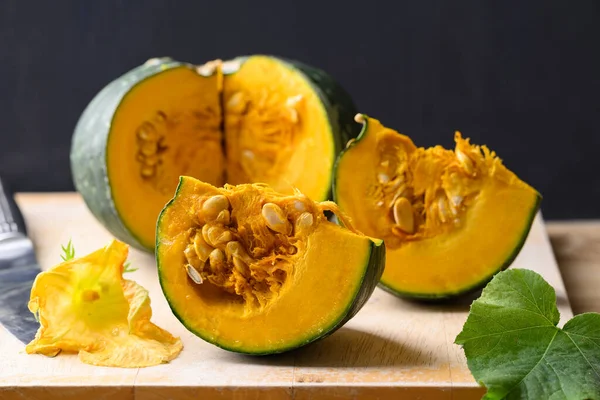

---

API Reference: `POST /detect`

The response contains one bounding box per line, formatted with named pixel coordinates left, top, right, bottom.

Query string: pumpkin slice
left=156, top=176, right=385, bottom=354
left=333, top=114, right=541, bottom=299
left=71, top=55, right=359, bottom=252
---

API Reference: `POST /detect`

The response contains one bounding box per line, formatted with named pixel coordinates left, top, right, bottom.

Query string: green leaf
left=60, top=239, right=75, bottom=261
left=455, top=269, right=600, bottom=400
left=123, top=261, right=138, bottom=274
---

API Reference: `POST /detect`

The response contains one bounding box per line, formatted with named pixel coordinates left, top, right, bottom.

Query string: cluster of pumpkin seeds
left=184, top=193, right=315, bottom=306
left=375, top=140, right=477, bottom=241
left=225, top=91, right=304, bottom=181
left=135, top=111, right=168, bottom=180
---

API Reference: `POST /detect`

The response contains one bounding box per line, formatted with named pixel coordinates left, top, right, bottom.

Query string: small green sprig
left=123, top=262, right=138, bottom=274
left=60, top=239, right=75, bottom=261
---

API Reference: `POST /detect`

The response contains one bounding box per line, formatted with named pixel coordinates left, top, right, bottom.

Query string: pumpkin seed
left=449, top=194, right=463, bottom=208
left=456, top=148, right=475, bottom=175
left=262, top=203, right=292, bottom=235
left=196, top=59, right=221, bottom=76
left=201, top=224, right=211, bottom=246
left=141, top=165, right=155, bottom=178
left=293, top=200, right=306, bottom=212
left=144, top=154, right=159, bottom=166
left=155, top=111, right=167, bottom=123
left=226, top=91, right=248, bottom=113
left=377, top=173, right=390, bottom=184
left=215, top=209, right=230, bottom=225
left=136, top=122, right=158, bottom=142
left=141, top=141, right=158, bottom=156
left=184, top=245, right=204, bottom=269
left=286, top=94, right=303, bottom=108
left=226, top=241, right=254, bottom=264
left=193, top=232, right=213, bottom=262
left=437, top=195, right=450, bottom=223
left=392, top=197, right=415, bottom=234
left=202, top=195, right=230, bottom=220
left=285, top=95, right=303, bottom=124
left=288, top=108, right=299, bottom=124
left=389, top=176, right=405, bottom=191
left=206, top=226, right=233, bottom=247
left=295, top=212, right=313, bottom=233
left=232, top=257, right=250, bottom=277
left=209, top=248, right=225, bottom=266
left=186, top=264, right=203, bottom=285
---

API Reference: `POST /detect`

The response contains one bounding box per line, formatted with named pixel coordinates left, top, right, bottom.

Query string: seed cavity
left=185, top=193, right=315, bottom=307
left=262, top=203, right=292, bottom=235
left=135, top=108, right=220, bottom=194
left=225, top=89, right=303, bottom=183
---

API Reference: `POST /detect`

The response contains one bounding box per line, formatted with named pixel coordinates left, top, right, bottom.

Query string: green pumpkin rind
left=70, top=57, right=187, bottom=251
left=156, top=176, right=386, bottom=355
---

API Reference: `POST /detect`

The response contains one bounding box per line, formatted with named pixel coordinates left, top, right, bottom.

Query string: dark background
left=1, top=1, right=599, bottom=219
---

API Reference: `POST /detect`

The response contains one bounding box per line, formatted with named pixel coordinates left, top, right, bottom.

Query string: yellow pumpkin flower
left=25, top=239, right=183, bottom=368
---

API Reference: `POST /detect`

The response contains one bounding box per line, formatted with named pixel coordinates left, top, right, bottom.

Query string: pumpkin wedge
left=333, top=114, right=541, bottom=299
left=71, top=55, right=358, bottom=252
left=156, top=176, right=385, bottom=354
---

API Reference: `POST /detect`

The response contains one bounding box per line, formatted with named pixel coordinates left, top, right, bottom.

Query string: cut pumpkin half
left=333, top=114, right=541, bottom=299
left=156, top=176, right=385, bottom=354
left=71, top=55, right=359, bottom=251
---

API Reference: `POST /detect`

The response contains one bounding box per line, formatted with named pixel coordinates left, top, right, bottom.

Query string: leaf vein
left=565, top=332, right=600, bottom=381
left=504, top=329, right=559, bottom=398
left=511, top=277, right=555, bottom=325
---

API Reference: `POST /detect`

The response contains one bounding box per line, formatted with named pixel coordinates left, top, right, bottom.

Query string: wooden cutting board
left=0, top=193, right=573, bottom=400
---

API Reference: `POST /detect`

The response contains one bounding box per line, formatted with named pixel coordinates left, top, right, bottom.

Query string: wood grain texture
left=0, top=193, right=574, bottom=399
left=547, top=220, right=600, bottom=314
